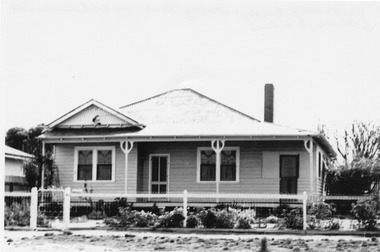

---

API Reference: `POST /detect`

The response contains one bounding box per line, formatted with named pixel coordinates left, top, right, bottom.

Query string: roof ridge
left=120, top=88, right=260, bottom=122
left=120, top=89, right=180, bottom=109
left=186, top=89, right=260, bottom=122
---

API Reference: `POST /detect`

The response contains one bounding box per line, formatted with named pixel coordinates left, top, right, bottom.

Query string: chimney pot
left=264, top=83, right=274, bottom=123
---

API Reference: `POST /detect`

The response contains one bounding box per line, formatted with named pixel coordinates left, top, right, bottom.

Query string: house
left=5, top=145, right=33, bottom=192
left=38, top=84, right=336, bottom=202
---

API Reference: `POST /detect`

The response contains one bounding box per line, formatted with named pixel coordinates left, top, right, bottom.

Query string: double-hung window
left=197, top=147, right=239, bottom=182
left=75, top=146, right=115, bottom=182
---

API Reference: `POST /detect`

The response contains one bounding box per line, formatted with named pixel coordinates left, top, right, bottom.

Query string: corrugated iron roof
left=5, top=146, right=34, bottom=160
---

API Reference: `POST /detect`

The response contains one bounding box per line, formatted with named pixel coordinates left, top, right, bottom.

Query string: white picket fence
left=4, top=187, right=374, bottom=231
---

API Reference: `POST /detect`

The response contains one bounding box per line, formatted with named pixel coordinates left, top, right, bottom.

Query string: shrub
left=106, top=207, right=157, bottom=228
left=158, top=208, right=184, bottom=228
left=351, top=196, right=380, bottom=231
left=135, top=211, right=156, bottom=227
left=5, top=202, right=30, bottom=226
left=215, top=209, right=237, bottom=228
left=198, top=209, right=217, bottom=228
left=186, top=214, right=198, bottom=228
left=284, top=209, right=303, bottom=230
left=88, top=210, right=105, bottom=220
left=234, top=217, right=251, bottom=229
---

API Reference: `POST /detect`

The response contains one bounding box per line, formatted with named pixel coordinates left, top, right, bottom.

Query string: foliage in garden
left=5, top=202, right=30, bottom=226
left=351, top=195, right=380, bottom=231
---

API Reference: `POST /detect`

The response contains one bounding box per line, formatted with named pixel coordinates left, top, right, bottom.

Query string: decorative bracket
left=120, top=140, right=134, bottom=154
left=211, top=139, right=225, bottom=153
left=304, top=139, right=312, bottom=153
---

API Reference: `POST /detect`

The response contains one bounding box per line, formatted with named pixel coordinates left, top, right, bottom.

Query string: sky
left=2, top=0, right=380, bottom=143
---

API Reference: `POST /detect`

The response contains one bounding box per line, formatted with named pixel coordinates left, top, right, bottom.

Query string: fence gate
left=37, top=189, right=65, bottom=228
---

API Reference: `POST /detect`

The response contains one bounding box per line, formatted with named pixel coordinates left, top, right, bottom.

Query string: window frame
left=196, top=147, right=240, bottom=183
left=74, top=146, right=116, bottom=183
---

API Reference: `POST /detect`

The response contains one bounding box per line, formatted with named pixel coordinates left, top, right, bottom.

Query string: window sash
left=75, top=147, right=114, bottom=182
left=199, top=148, right=238, bottom=182
left=280, top=155, right=299, bottom=178
left=77, top=164, right=93, bottom=181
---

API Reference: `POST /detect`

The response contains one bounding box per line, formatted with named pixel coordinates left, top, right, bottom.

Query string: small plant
left=134, top=211, right=156, bottom=227
left=266, top=215, right=278, bottom=224
left=308, top=202, right=334, bottom=220
left=88, top=210, right=105, bottom=220
left=284, top=209, right=303, bottom=230
left=259, top=237, right=269, bottom=252
left=198, top=209, right=217, bottom=228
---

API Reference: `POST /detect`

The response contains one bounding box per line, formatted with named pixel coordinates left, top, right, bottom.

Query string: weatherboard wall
left=137, top=140, right=312, bottom=195
left=54, top=143, right=137, bottom=193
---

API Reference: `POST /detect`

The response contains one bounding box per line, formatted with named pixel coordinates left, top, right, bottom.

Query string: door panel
left=150, top=155, right=168, bottom=194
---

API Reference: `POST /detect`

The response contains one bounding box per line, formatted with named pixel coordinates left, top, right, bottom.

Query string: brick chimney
left=264, top=83, right=274, bottom=123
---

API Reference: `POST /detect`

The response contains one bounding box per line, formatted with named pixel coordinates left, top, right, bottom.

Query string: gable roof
left=120, top=89, right=259, bottom=124
left=5, top=146, right=34, bottom=160
left=47, top=99, right=144, bottom=129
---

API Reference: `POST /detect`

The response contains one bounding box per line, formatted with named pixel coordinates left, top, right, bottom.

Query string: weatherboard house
left=38, top=84, right=335, bottom=200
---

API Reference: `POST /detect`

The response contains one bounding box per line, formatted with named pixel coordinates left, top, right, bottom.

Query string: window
left=280, top=155, right=299, bottom=194
left=75, top=147, right=115, bottom=182
left=197, top=147, right=239, bottom=182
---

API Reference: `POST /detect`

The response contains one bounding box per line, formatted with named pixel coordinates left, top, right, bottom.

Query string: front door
left=150, top=155, right=168, bottom=194
left=280, top=155, right=299, bottom=194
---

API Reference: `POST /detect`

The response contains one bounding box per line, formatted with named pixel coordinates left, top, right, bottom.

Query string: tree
left=335, top=121, right=380, bottom=164
left=324, top=121, right=380, bottom=195
left=5, top=125, right=58, bottom=189
left=5, top=127, right=28, bottom=151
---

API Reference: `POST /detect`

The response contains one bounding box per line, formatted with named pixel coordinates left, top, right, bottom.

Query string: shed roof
left=5, top=146, right=34, bottom=160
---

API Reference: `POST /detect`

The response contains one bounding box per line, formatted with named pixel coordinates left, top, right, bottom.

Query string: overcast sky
left=2, top=0, right=380, bottom=141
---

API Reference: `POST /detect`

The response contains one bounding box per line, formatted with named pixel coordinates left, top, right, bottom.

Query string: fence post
left=183, top=190, right=188, bottom=228
left=303, top=191, right=307, bottom=231
left=63, top=187, right=71, bottom=230
left=30, top=187, right=38, bottom=230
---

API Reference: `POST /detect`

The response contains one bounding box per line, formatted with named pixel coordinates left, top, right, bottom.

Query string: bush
left=186, top=214, right=198, bottom=228
left=215, top=209, right=237, bottom=228
left=158, top=208, right=184, bottom=228
left=107, top=207, right=157, bottom=228
left=135, top=211, right=156, bottom=227
left=198, top=209, right=217, bottom=228
left=234, top=217, right=251, bottom=229
left=5, top=202, right=30, bottom=226
left=308, top=202, right=334, bottom=220
left=351, top=196, right=380, bottom=231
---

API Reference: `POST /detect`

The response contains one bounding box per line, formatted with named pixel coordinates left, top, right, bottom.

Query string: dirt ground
left=3, top=230, right=380, bottom=252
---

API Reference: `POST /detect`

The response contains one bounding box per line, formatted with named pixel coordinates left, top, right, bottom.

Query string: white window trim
left=196, top=147, right=240, bottom=183
left=148, top=154, right=170, bottom=194
left=74, top=146, right=116, bottom=183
